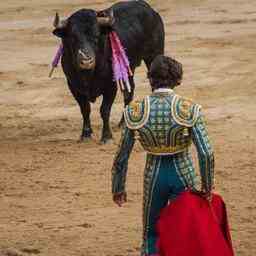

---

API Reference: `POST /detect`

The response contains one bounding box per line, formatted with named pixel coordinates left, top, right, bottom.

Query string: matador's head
left=148, top=55, right=183, bottom=90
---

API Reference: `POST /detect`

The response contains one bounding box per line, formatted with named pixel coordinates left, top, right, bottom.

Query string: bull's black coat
left=53, top=0, right=164, bottom=143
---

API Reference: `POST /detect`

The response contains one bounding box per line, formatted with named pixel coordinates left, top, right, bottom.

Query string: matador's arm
left=191, top=111, right=214, bottom=192
left=112, top=125, right=135, bottom=195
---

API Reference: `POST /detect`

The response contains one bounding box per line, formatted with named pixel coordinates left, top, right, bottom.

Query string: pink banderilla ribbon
left=109, top=31, right=133, bottom=92
left=49, top=44, right=63, bottom=78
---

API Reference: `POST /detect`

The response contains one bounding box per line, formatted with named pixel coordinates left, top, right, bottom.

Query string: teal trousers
left=142, top=152, right=197, bottom=256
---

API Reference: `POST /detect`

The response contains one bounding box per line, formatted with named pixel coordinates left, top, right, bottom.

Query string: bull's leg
left=75, top=94, right=93, bottom=141
left=118, top=77, right=135, bottom=128
left=80, top=99, right=93, bottom=141
left=100, top=87, right=117, bottom=144
left=68, top=81, right=93, bottom=141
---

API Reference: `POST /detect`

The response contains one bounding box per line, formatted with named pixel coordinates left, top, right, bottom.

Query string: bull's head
left=52, top=9, right=114, bottom=71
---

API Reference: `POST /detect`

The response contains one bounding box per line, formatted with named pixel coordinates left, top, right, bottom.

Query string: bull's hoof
left=100, top=138, right=113, bottom=145
left=78, top=128, right=93, bottom=143
left=82, top=128, right=93, bottom=137
left=100, top=134, right=113, bottom=144
left=78, top=135, right=92, bottom=143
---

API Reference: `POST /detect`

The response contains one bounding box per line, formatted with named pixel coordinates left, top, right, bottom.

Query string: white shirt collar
left=153, top=88, right=174, bottom=94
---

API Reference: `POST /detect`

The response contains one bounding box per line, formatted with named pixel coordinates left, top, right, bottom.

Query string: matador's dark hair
left=147, top=55, right=183, bottom=90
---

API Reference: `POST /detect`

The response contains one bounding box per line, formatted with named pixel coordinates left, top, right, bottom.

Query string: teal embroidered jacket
left=111, top=90, right=214, bottom=194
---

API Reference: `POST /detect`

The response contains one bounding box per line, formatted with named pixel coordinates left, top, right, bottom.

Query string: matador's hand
left=204, top=191, right=213, bottom=203
left=113, top=192, right=127, bottom=207
left=201, top=185, right=213, bottom=203
left=197, top=190, right=212, bottom=202
left=191, top=188, right=212, bottom=203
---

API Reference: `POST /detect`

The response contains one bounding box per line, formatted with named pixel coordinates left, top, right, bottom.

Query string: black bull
left=52, top=0, right=164, bottom=143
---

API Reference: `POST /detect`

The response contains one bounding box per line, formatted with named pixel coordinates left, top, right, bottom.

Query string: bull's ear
left=53, top=28, right=66, bottom=38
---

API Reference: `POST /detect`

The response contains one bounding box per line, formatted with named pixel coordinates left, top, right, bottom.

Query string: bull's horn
left=53, top=12, right=67, bottom=28
left=53, top=13, right=60, bottom=28
left=109, top=9, right=114, bottom=19
left=97, top=9, right=115, bottom=26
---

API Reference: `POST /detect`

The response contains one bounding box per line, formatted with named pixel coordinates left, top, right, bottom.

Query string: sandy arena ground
left=0, top=0, right=256, bottom=255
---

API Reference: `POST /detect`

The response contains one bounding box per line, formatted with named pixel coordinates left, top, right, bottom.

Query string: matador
left=111, top=55, right=214, bottom=256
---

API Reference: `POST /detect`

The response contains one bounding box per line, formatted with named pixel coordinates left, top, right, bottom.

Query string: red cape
left=157, top=191, right=234, bottom=256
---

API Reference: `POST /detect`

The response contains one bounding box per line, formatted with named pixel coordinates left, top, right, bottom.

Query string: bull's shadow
left=52, top=0, right=164, bottom=143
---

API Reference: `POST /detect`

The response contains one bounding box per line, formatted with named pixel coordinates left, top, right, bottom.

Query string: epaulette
left=124, top=96, right=150, bottom=130
left=171, top=95, right=201, bottom=127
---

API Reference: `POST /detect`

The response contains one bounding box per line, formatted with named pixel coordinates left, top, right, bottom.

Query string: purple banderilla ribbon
left=49, top=44, right=63, bottom=78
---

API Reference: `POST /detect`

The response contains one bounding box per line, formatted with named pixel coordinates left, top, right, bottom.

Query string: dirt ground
left=0, top=0, right=256, bottom=255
